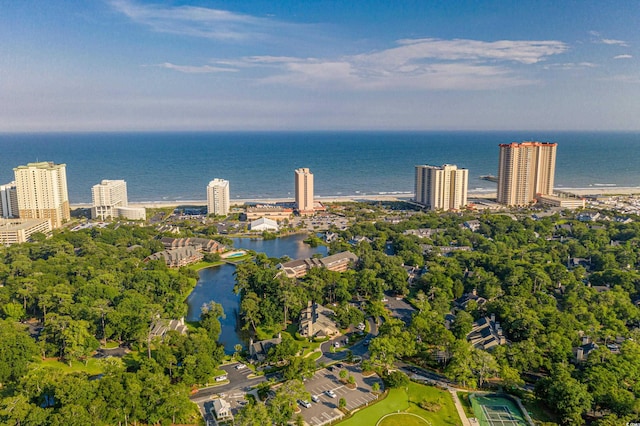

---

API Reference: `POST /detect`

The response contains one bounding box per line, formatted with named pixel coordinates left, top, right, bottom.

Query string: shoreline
left=69, top=186, right=640, bottom=209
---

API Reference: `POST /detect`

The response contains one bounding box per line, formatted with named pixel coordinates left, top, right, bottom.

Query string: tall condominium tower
left=415, top=164, right=468, bottom=211
left=91, top=179, right=128, bottom=220
left=207, top=178, right=230, bottom=216
left=497, top=141, right=557, bottom=206
left=0, top=181, right=18, bottom=218
left=13, top=162, right=70, bottom=229
left=294, top=168, right=314, bottom=213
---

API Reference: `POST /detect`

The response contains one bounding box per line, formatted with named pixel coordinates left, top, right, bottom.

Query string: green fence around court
left=469, top=393, right=529, bottom=426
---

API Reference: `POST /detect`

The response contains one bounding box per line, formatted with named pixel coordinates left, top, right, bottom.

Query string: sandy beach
left=68, top=187, right=640, bottom=210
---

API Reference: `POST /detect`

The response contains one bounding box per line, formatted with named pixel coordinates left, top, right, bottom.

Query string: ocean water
left=0, top=131, right=639, bottom=203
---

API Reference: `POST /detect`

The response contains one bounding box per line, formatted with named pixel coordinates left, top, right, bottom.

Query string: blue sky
left=1, top=0, right=638, bottom=131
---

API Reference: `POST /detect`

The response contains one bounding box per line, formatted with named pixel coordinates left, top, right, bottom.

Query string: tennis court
left=469, top=394, right=529, bottom=426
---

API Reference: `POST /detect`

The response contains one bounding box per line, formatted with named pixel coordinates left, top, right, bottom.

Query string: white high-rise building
left=0, top=181, right=18, bottom=218
left=207, top=179, right=230, bottom=216
left=414, top=164, right=468, bottom=211
left=13, top=162, right=70, bottom=229
left=294, top=168, right=314, bottom=213
left=91, top=179, right=128, bottom=220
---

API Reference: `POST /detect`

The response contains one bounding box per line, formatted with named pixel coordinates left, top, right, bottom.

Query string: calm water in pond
left=186, top=234, right=328, bottom=353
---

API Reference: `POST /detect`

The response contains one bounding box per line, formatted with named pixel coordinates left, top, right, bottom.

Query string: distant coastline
left=68, top=186, right=640, bottom=210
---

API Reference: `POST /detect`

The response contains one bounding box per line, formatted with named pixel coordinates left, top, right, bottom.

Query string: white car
left=298, top=399, right=311, bottom=408
left=333, top=342, right=340, bottom=348
left=214, top=375, right=227, bottom=382
left=235, top=363, right=246, bottom=370
left=325, top=390, right=336, bottom=398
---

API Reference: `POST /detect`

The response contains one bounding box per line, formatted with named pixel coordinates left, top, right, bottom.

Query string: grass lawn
left=187, top=259, right=225, bottom=272
left=378, top=413, right=431, bottom=426
left=457, top=392, right=474, bottom=418
left=35, top=358, right=104, bottom=375
left=338, top=382, right=461, bottom=426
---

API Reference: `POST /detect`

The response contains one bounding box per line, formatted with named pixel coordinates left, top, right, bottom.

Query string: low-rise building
left=245, top=205, right=293, bottom=221
left=145, top=246, right=203, bottom=268
left=299, top=301, right=338, bottom=338
left=115, top=206, right=146, bottom=220
left=160, top=237, right=224, bottom=253
left=211, top=398, right=233, bottom=422
left=467, top=314, right=506, bottom=351
left=0, top=218, right=52, bottom=246
left=249, top=334, right=282, bottom=363
left=149, top=317, right=188, bottom=340
left=250, top=217, right=279, bottom=232
left=279, top=251, right=358, bottom=278
left=538, top=194, right=586, bottom=209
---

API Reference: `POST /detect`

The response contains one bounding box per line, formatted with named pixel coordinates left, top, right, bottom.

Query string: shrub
left=419, top=400, right=442, bottom=412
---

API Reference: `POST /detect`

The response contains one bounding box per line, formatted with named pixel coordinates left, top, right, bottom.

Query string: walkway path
left=449, top=389, right=472, bottom=426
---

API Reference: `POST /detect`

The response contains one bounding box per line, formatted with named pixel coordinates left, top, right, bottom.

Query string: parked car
left=311, top=395, right=319, bottom=403
left=235, top=363, right=246, bottom=370
left=325, top=390, right=336, bottom=398
left=298, top=399, right=312, bottom=408
left=214, top=375, right=227, bottom=382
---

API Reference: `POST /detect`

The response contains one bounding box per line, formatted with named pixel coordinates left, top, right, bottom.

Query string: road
left=317, top=316, right=378, bottom=365
left=190, top=362, right=266, bottom=405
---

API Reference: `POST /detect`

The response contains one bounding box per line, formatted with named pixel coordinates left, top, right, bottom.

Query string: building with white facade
left=207, top=179, right=230, bottom=216
left=91, top=179, right=128, bottom=220
left=114, top=206, right=147, bottom=221
left=414, top=164, right=468, bottom=211
left=250, top=217, right=279, bottom=232
left=13, top=162, right=70, bottom=229
left=0, top=181, right=18, bottom=218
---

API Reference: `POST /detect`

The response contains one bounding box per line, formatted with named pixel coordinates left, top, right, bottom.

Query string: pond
left=185, top=234, right=328, bottom=353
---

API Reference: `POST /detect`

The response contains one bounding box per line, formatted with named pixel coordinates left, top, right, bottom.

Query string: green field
left=338, top=382, right=460, bottom=426
left=378, top=413, right=431, bottom=425
left=35, top=358, right=105, bottom=375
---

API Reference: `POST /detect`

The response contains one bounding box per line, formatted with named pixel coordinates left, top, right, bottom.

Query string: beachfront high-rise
left=0, top=181, right=18, bottom=218
left=207, top=178, right=230, bottom=216
left=13, top=162, right=70, bottom=229
left=91, top=179, right=128, bottom=220
left=497, top=141, right=557, bottom=206
left=294, top=168, right=314, bottom=213
left=414, top=164, right=468, bottom=211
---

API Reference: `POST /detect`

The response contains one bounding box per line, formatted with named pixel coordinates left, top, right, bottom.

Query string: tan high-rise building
left=497, top=141, right=557, bottom=206
left=207, top=178, right=230, bottom=216
left=91, top=179, right=128, bottom=220
left=415, top=164, right=468, bottom=211
left=294, top=168, right=314, bottom=213
left=13, top=162, right=70, bottom=229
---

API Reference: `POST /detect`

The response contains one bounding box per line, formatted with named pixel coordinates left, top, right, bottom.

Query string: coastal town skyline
left=1, top=1, right=639, bottom=132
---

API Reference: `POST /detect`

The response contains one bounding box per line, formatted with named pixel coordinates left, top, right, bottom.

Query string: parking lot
left=300, top=365, right=383, bottom=426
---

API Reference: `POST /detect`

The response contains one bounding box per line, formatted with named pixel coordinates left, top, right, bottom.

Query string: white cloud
left=590, top=31, right=628, bottom=47
left=543, top=62, right=598, bottom=70
left=613, top=54, right=633, bottom=60
left=110, top=0, right=297, bottom=41
left=156, top=62, right=237, bottom=74
left=378, top=38, right=567, bottom=64
left=251, top=38, right=566, bottom=90
left=180, top=40, right=562, bottom=89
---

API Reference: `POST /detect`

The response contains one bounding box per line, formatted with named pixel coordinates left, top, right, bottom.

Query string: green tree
left=200, top=301, right=225, bottom=341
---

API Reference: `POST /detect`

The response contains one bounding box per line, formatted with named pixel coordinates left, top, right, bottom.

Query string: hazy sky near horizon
left=1, top=0, right=639, bottom=132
